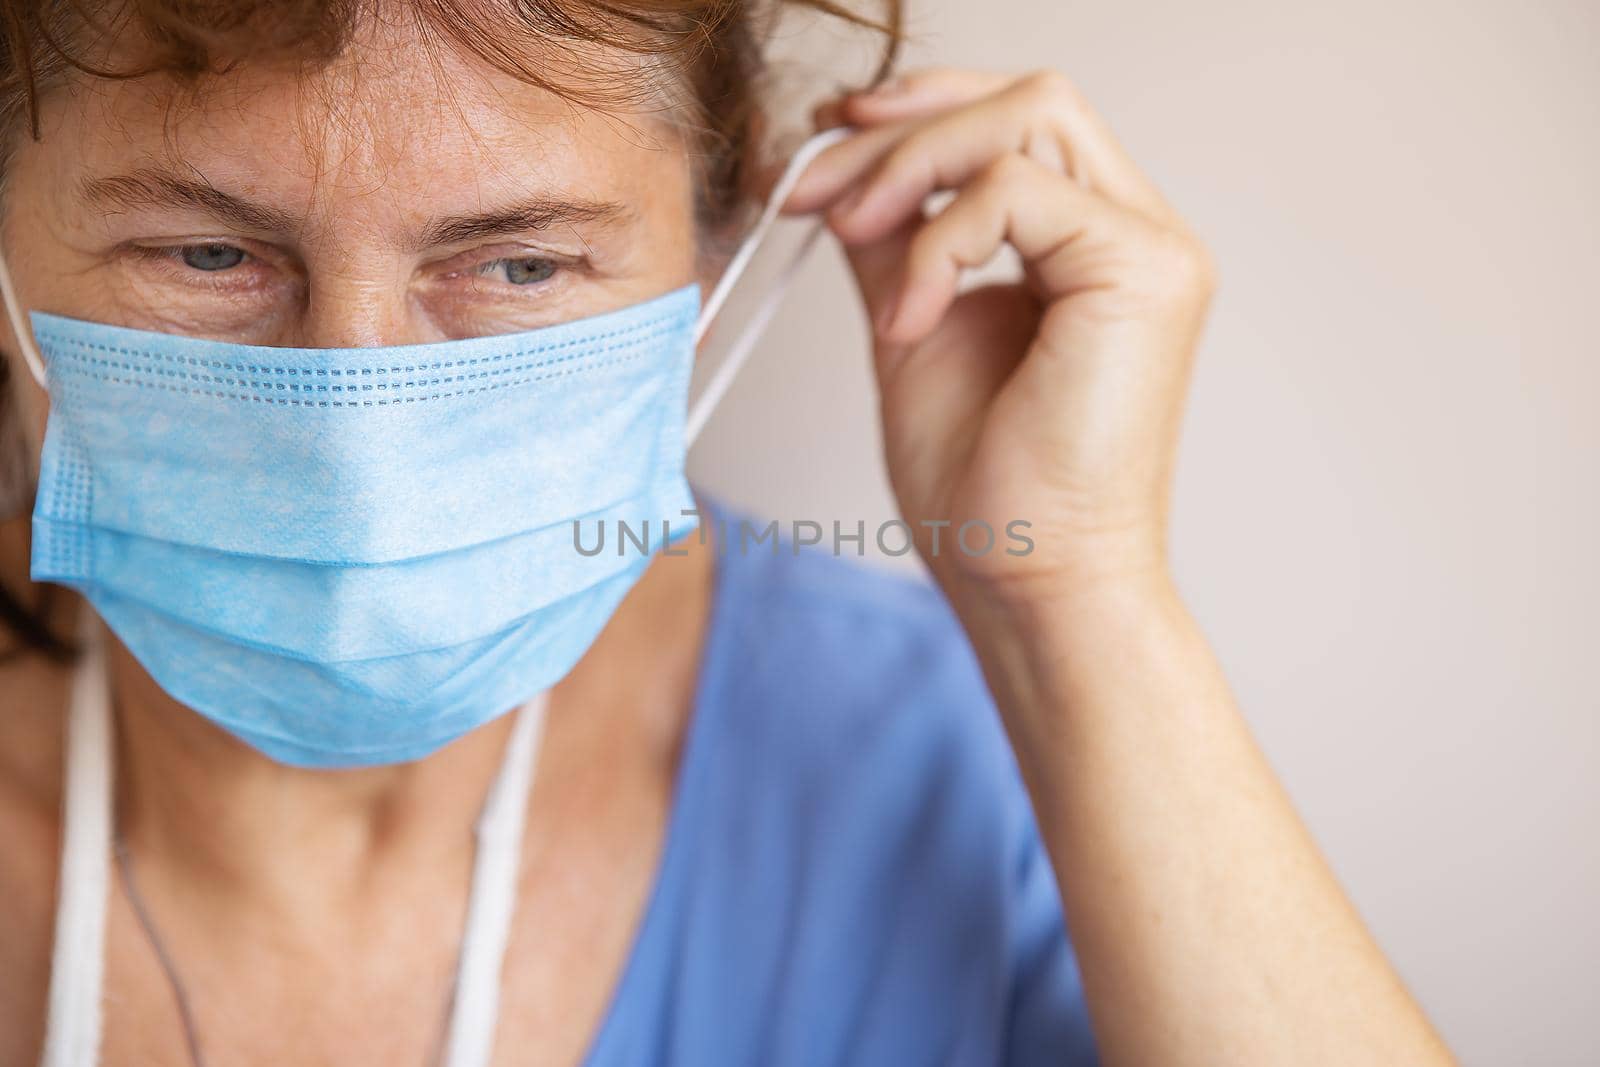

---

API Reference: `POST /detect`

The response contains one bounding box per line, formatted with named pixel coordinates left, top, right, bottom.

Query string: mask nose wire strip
left=0, top=250, right=49, bottom=388
left=40, top=616, right=112, bottom=1067
left=686, top=126, right=853, bottom=445
left=442, top=692, right=550, bottom=1067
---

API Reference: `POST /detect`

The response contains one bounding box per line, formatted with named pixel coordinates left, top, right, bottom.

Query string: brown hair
left=0, top=0, right=901, bottom=658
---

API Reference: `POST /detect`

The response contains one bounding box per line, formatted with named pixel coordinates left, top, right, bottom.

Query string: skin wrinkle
left=66, top=18, right=688, bottom=305
left=25, top=35, right=691, bottom=340
left=0, top=0, right=795, bottom=203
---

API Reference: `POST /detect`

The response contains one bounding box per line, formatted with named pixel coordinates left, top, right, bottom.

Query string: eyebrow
left=421, top=199, right=629, bottom=248
left=80, top=168, right=631, bottom=249
left=82, top=170, right=298, bottom=234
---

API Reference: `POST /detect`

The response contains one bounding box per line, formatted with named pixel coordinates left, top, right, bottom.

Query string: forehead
left=31, top=13, right=689, bottom=225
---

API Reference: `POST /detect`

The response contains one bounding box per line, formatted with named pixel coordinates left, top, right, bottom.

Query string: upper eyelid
left=479, top=253, right=562, bottom=268
left=129, top=242, right=250, bottom=262
left=122, top=243, right=293, bottom=291
left=129, top=238, right=267, bottom=262
left=433, top=247, right=576, bottom=276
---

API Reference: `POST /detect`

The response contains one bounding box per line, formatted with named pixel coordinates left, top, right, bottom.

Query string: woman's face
left=0, top=16, right=700, bottom=422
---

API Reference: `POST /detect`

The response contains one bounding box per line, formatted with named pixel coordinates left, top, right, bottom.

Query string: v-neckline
left=575, top=501, right=741, bottom=1065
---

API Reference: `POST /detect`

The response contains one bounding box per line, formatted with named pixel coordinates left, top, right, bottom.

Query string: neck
left=105, top=530, right=714, bottom=929
left=110, top=638, right=517, bottom=921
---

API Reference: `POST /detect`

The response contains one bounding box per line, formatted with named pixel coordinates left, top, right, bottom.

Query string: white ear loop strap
left=686, top=126, right=853, bottom=446
left=0, top=249, right=48, bottom=388
left=41, top=617, right=112, bottom=1067
left=442, top=693, right=550, bottom=1067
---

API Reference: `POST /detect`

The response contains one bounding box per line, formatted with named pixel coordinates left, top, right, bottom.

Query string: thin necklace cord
left=112, top=837, right=207, bottom=1067
left=100, top=698, right=546, bottom=1067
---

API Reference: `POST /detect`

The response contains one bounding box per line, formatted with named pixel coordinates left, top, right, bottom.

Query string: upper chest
left=0, top=726, right=673, bottom=1067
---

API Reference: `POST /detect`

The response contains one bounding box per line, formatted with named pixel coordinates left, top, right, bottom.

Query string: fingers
left=867, top=153, right=1203, bottom=347
left=802, top=68, right=1010, bottom=203
left=791, top=69, right=1177, bottom=227
left=831, top=68, right=1013, bottom=123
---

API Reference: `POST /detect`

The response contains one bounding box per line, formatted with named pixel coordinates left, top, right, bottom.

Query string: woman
left=0, top=0, right=1454, bottom=1064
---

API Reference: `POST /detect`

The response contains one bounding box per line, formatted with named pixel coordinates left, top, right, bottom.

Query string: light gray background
left=687, top=2, right=1599, bottom=1063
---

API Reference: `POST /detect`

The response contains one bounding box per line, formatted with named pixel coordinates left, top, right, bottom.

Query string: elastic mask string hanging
left=443, top=695, right=550, bottom=1067
left=686, top=126, right=853, bottom=446
left=0, top=249, right=49, bottom=388
left=40, top=616, right=112, bottom=1067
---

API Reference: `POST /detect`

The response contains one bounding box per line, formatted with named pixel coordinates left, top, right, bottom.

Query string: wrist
left=936, top=553, right=1193, bottom=735
left=933, top=523, right=1178, bottom=624
left=945, top=563, right=1183, bottom=655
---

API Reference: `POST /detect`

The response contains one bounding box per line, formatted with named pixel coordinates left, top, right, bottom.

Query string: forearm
left=808, top=60, right=1451, bottom=1064
left=949, top=574, right=1454, bottom=1067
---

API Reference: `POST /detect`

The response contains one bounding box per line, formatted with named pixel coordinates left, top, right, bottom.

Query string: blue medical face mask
left=0, top=128, right=848, bottom=769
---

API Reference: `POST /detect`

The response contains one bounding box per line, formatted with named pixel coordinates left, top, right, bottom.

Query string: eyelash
left=127, top=243, right=266, bottom=291
left=470, top=256, right=561, bottom=287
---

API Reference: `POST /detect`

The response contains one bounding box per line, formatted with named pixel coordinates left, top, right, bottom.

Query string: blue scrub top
left=582, top=503, right=1100, bottom=1066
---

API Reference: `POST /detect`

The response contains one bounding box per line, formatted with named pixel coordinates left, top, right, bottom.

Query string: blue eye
left=498, top=258, right=557, bottom=285
left=180, top=243, right=246, bottom=271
